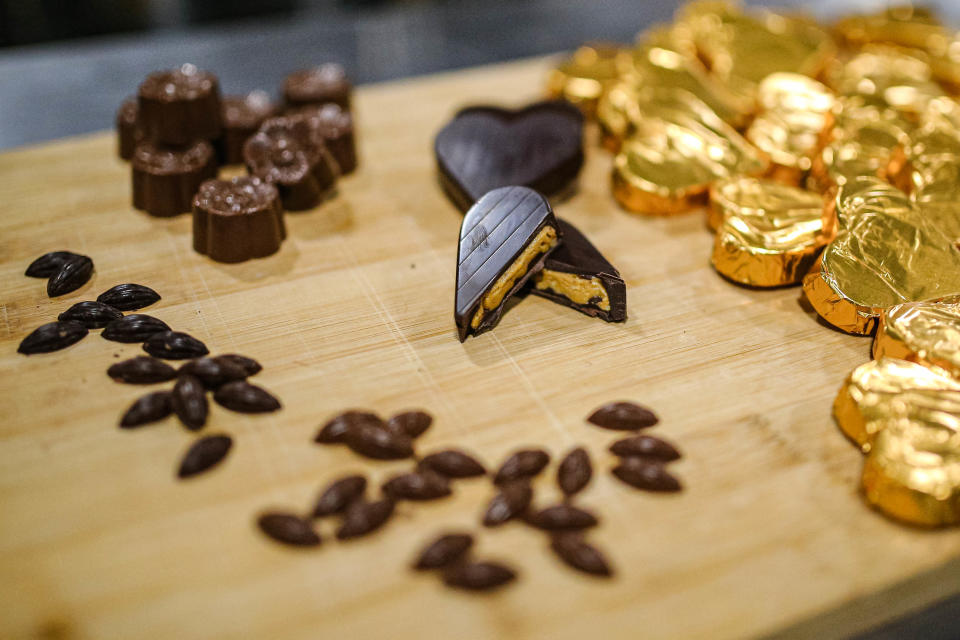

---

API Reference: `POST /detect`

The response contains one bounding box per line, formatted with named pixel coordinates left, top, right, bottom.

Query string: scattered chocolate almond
left=17, top=321, right=88, bottom=354
left=108, top=356, right=177, bottom=384
left=177, top=434, right=232, bottom=478
left=344, top=422, right=414, bottom=460
left=526, top=504, right=598, bottom=531
left=57, top=301, right=122, bottom=329
left=493, top=449, right=550, bottom=484
left=443, top=561, right=516, bottom=591
left=213, top=354, right=262, bottom=376
left=143, top=330, right=209, bottom=360
left=482, top=481, right=533, bottom=527
left=312, top=475, right=367, bottom=517
left=413, top=533, right=474, bottom=570
left=419, top=449, right=486, bottom=478
left=550, top=532, right=613, bottom=577
left=557, top=446, right=592, bottom=496
left=612, top=458, right=682, bottom=492
left=315, top=410, right=384, bottom=444
left=171, top=374, right=208, bottom=430
left=385, top=410, right=433, bottom=438
left=47, top=254, right=94, bottom=297
left=25, top=250, right=84, bottom=278
left=96, top=283, right=161, bottom=311
left=382, top=470, right=451, bottom=501
left=119, top=391, right=173, bottom=428
left=179, top=357, right=248, bottom=389
left=336, top=498, right=395, bottom=540
left=213, top=381, right=281, bottom=413
left=258, top=512, right=321, bottom=547
left=587, top=401, right=659, bottom=430
left=609, top=435, right=681, bottom=461
left=101, top=314, right=170, bottom=343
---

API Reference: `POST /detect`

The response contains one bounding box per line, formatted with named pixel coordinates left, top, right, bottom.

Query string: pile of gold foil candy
left=548, top=1, right=960, bottom=526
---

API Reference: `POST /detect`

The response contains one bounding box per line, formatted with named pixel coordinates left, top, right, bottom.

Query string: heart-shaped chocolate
left=434, top=101, right=584, bottom=212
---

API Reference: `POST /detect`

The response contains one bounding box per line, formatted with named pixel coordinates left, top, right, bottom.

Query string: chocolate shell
left=192, top=177, right=286, bottom=263
left=243, top=116, right=338, bottom=211
left=138, top=64, right=222, bottom=146
left=132, top=141, right=218, bottom=217
left=219, top=91, right=277, bottom=165
left=293, top=103, right=357, bottom=175
left=283, top=64, right=352, bottom=110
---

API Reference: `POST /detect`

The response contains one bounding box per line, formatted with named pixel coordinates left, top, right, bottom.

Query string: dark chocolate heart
left=434, top=100, right=585, bottom=212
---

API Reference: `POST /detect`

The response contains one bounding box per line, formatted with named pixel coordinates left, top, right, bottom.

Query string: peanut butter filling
left=534, top=270, right=610, bottom=311
left=470, top=225, right=558, bottom=329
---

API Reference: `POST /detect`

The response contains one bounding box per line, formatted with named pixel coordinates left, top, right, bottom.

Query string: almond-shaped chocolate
left=219, top=91, right=277, bottom=165
left=132, top=141, right=217, bottom=217
left=244, top=116, right=338, bottom=211
left=178, top=434, right=232, bottom=478
left=455, top=186, right=561, bottom=341
left=258, top=512, right=321, bottom=547
left=312, top=475, right=367, bottom=517
left=58, top=301, right=123, bottom=329
left=435, top=101, right=584, bottom=212
left=138, top=64, right=222, bottom=146
left=413, top=533, right=474, bottom=570
left=587, top=401, right=659, bottom=431
left=283, top=64, right=352, bottom=110
left=192, top=177, right=286, bottom=263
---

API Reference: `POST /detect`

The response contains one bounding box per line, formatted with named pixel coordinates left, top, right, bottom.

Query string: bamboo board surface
left=1, top=57, right=959, bottom=640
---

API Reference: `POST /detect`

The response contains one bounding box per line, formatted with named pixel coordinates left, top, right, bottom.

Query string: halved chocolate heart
left=435, top=101, right=585, bottom=212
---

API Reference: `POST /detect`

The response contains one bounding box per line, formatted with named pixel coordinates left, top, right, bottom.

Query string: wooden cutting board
left=1, top=57, right=958, bottom=640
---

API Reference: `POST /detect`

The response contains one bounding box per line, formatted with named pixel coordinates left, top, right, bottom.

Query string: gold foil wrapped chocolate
left=611, top=90, right=767, bottom=214
left=709, top=177, right=828, bottom=287
left=547, top=44, right=623, bottom=117
left=746, top=73, right=835, bottom=184
left=862, top=415, right=960, bottom=527
left=833, top=357, right=960, bottom=451
left=827, top=47, right=944, bottom=115
left=874, top=296, right=960, bottom=378
left=802, top=177, right=960, bottom=335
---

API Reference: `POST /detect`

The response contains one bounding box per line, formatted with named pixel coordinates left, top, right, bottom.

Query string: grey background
left=1, top=1, right=959, bottom=636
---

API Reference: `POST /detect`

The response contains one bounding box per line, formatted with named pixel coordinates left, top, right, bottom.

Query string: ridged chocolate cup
left=116, top=97, right=143, bottom=161
left=192, top=177, right=286, bottom=263
left=138, top=64, right=222, bottom=146
left=291, top=103, right=357, bottom=174
left=132, top=141, right=218, bottom=217
left=219, top=91, right=277, bottom=165
left=243, top=116, right=338, bottom=211
left=283, top=64, right=351, bottom=110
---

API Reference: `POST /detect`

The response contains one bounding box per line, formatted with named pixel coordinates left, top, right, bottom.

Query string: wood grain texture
left=1, top=57, right=959, bottom=640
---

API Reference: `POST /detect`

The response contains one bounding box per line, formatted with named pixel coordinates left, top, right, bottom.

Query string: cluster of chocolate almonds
left=116, top=63, right=358, bottom=262
left=550, top=1, right=960, bottom=526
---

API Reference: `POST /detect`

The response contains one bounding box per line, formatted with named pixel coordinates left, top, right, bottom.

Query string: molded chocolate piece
left=243, top=116, right=338, bottom=211
left=192, top=177, right=286, bottom=263
left=435, top=101, right=584, bottom=212
left=528, top=219, right=626, bottom=322
left=219, top=91, right=277, bottom=165
left=283, top=64, right=352, bottom=110
left=116, top=97, right=143, bottom=160
left=138, top=64, right=222, bottom=146
left=293, top=103, right=357, bottom=174
left=132, top=141, right=217, bottom=217
left=455, top=186, right=561, bottom=341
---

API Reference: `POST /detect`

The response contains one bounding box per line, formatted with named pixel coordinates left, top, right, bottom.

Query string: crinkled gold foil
left=802, top=177, right=960, bottom=335
left=547, top=44, right=623, bottom=117
left=874, top=296, right=960, bottom=378
left=834, top=6, right=943, bottom=51
left=709, top=177, right=828, bottom=287
left=675, top=1, right=836, bottom=100
left=827, top=46, right=945, bottom=115
left=833, top=357, right=960, bottom=451
left=862, top=415, right=960, bottom=527
left=746, top=73, right=835, bottom=182
left=611, top=92, right=767, bottom=214
left=616, top=26, right=754, bottom=128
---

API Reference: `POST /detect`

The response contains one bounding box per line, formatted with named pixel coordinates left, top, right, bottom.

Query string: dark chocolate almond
left=550, top=533, right=613, bottom=577
left=587, top=401, right=659, bottom=430
left=17, top=321, right=88, bottom=355
left=413, top=533, right=474, bottom=570
left=101, top=314, right=170, bottom=343
left=435, top=100, right=584, bottom=212
left=382, top=471, right=451, bottom=501
left=419, top=449, right=487, bottom=478
left=527, top=218, right=627, bottom=322
left=120, top=391, right=173, bottom=428
left=213, top=354, right=262, bottom=376
left=557, top=446, right=592, bottom=496
left=178, top=357, right=248, bottom=389
left=177, top=434, right=232, bottom=478
left=494, top=449, right=550, bottom=484
left=108, top=356, right=177, bottom=384
left=336, top=498, right=394, bottom=540
left=609, top=435, right=681, bottom=461
left=213, top=381, right=281, bottom=413
left=526, top=504, right=598, bottom=531
left=96, top=283, right=161, bottom=311
left=58, top=301, right=123, bottom=329
left=257, top=512, right=321, bottom=547
left=482, top=481, right=533, bottom=527
left=443, top=561, right=516, bottom=591
left=47, top=255, right=94, bottom=297
left=143, top=331, right=209, bottom=360
left=315, top=410, right=384, bottom=444
left=385, top=410, right=433, bottom=438
left=344, top=423, right=414, bottom=460
left=312, top=475, right=367, bottom=517
left=171, top=374, right=208, bottom=430
left=25, top=251, right=84, bottom=278
left=455, top=186, right=561, bottom=341
left=612, top=458, right=682, bottom=492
